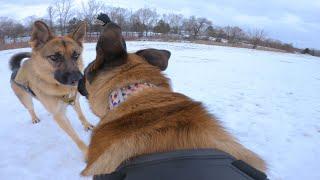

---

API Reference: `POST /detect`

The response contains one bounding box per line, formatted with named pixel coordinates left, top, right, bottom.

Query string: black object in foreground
left=93, top=149, right=268, bottom=180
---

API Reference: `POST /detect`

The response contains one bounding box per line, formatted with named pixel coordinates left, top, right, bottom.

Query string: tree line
left=0, top=0, right=318, bottom=55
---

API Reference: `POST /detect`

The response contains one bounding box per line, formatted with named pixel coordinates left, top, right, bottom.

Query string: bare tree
left=133, top=8, right=158, bottom=36
left=10, top=23, right=25, bottom=42
left=263, top=38, right=282, bottom=49
left=0, top=17, right=12, bottom=44
left=23, top=16, right=39, bottom=32
left=109, top=7, right=129, bottom=27
left=248, top=29, right=266, bottom=49
left=224, top=26, right=244, bottom=43
left=47, top=6, right=55, bottom=29
left=81, top=0, right=104, bottom=36
left=183, top=16, right=212, bottom=39
left=67, top=17, right=81, bottom=32
left=154, top=19, right=170, bottom=34
left=54, top=0, right=74, bottom=35
left=165, top=13, right=183, bottom=34
left=206, top=26, right=228, bottom=41
left=0, top=18, right=25, bottom=43
left=129, top=12, right=145, bottom=37
left=0, top=4, right=303, bottom=53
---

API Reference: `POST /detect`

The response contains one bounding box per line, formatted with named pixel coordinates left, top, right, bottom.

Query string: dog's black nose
left=67, top=71, right=83, bottom=85
left=54, top=70, right=83, bottom=86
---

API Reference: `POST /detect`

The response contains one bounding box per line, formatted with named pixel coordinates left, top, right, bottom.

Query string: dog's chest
left=29, top=78, right=77, bottom=104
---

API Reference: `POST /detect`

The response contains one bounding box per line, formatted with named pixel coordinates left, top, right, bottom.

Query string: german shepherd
left=9, top=21, right=93, bottom=155
left=78, top=20, right=267, bottom=176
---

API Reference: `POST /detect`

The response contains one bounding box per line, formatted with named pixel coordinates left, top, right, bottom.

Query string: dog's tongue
left=97, top=13, right=111, bottom=26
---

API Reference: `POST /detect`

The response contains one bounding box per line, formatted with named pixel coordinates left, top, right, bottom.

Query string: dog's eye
left=47, top=55, right=61, bottom=62
left=72, top=52, right=80, bottom=61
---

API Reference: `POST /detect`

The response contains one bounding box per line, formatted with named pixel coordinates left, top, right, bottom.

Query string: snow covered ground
left=0, top=41, right=319, bottom=180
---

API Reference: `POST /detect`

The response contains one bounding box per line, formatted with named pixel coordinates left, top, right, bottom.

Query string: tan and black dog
left=78, top=21, right=267, bottom=176
left=9, top=21, right=93, bottom=155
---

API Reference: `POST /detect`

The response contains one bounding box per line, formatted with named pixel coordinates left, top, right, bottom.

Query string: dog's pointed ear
left=86, top=22, right=127, bottom=82
left=29, top=21, right=53, bottom=49
left=97, top=23, right=127, bottom=57
left=68, top=21, right=86, bottom=45
left=136, top=49, right=171, bottom=71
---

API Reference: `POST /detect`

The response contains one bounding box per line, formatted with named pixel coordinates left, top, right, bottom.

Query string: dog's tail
left=9, top=52, right=31, bottom=71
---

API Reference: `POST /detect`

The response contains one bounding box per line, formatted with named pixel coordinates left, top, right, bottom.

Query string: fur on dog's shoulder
left=83, top=88, right=266, bottom=175
left=83, top=90, right=207, bottom=175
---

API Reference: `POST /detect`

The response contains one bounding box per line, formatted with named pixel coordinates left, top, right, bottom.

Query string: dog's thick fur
left=9, top=21, right=93, bottom=155
left=80, top=22, right=267, bottom=176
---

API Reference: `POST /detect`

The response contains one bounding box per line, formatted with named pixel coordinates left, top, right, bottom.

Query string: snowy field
left=0, top=41, right=320, bottom=180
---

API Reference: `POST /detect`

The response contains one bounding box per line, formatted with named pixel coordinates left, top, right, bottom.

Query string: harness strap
left=12, top=69, right=76, bottom=105
left=11, top=69, right=36, bottom=97
left=13, top=80, right=36, bottom=97
left=13, top=79, right=76, bottom=105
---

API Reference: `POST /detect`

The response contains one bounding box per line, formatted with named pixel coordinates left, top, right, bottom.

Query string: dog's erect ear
left=136, top=49, right=171, bottom=71
left=29, top=21, right=53, bottom=49
left=68, top=21, right=86, bottom=45
left=86, top=22, right=127, bottom=82
left=97, top=23, right=127, bottom=58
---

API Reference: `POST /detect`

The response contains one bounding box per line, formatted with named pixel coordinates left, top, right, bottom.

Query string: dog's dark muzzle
left=54, top=70, right=83, bottom=86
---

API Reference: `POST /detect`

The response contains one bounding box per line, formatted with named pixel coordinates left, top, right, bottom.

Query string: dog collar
left=109, top=82, right=156, bottom=109
left=61, top=93, right=76, bottom=105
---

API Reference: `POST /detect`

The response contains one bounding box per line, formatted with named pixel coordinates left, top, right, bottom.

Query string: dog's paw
left=32, top=118, right=40, bottom=124
left=83, top=123, right=94, bottom=131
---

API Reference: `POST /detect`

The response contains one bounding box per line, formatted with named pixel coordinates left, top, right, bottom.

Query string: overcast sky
left=1, top=0, right=319, bottom=49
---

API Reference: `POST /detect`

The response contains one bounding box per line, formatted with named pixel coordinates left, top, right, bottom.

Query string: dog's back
left=83, top=83, right=266, bottom=175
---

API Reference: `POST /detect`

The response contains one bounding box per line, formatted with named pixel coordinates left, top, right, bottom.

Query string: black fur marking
left=11, top=69, right=18, bottom=80
left=9, top=52, right=31, bottom=71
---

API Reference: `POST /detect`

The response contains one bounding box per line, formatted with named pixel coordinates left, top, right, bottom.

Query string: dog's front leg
left=72, top=94, right=94, bottom=131
left=37, top=94, right=88, bottom=157
left=53, top=112, right=88, bottom=156
left=11, top=82, right=40, bottom=124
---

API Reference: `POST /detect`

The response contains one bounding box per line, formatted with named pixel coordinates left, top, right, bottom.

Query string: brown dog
left=79, top=21, right=266, bottom=176
left=9, top=21, right=93, bottom=155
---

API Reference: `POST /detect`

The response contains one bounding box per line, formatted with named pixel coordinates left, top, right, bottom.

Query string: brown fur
left=81, top=22, right=267, bottom=176
left=10, top=21, right=93, bottom=156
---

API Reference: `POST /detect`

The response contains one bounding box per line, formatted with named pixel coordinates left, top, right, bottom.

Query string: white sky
left=0, top=0, right=319, bottom=49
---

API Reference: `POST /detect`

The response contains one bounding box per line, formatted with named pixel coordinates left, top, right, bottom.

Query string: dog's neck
left=108, top=82, right=156, bottom=109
